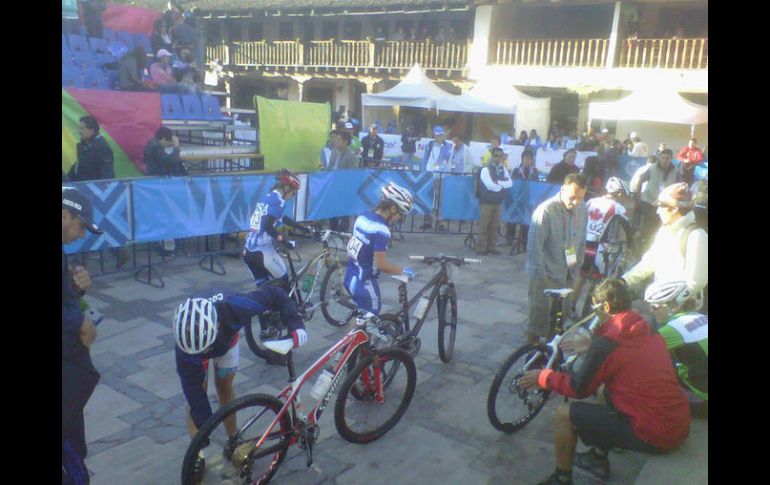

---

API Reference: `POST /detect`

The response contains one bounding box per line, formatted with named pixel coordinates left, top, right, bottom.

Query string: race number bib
left=367, top=149, right=374, bottom=158
left=347, top=236, right=364, bottom=260
left=249, top=203, right=268, bottom=231
left=565, top=247, right=577, bottom=267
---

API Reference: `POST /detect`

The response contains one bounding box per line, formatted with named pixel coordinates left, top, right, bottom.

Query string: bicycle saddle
left=264, top=339, right=294, bottom=355
left=390, top=274, right=410, bottom=284
left=544, top=288, right=574, bottom=298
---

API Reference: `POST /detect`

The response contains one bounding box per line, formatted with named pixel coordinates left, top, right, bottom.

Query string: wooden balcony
left=206, top=39, right=468, bottom=73
left=619, top=38, right=708, bottom=69
left=494, top=39, right=608, bottom=68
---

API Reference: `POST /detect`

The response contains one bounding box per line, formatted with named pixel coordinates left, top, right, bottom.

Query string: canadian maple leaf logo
left=589, top=208, right=603, bottom=221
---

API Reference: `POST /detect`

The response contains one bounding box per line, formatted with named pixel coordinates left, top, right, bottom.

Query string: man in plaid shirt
left=526, top=173, right=588, bottom=344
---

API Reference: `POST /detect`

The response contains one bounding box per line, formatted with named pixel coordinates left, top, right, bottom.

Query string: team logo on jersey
left=589, top=208, right=603, bottom=221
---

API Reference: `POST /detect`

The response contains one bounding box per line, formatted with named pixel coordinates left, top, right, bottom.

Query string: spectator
left=409, top=27, right=418, bottom=41
left=150, top=49, right=182, bottom=92
left=151, top=19, right=174, bottom=55
left=510, top=150, right=540, bottom=250
left=526, top=173, right=588, bottom=344
left=579, top=131, right=599, bottom=152
left=518, top=279, right=691, bottom=485
left=481, top=135, right=506, bottom=168
left=400, top=125, right=419, bottom=167
left=118, top=47, right=151, bottom=92
left=391, top=26, right=406, bottom=41
left=361, top=124, right=385, bottom=167
left=67, top=116, right=115, bottom=181
left=677, top=138, right=704, bottom=185
left=373, top=26, right=387, bottom=41
left=630, top=135, right=649, bottom=157
left=654, top=142, right=668, bottom=158
left=602, top=139, right=622, bottom=179
left=622, top=182, right=708, bottom=314
left=435, top=27, right=448, bottom=42
left=526, top=129, right=542, bottom=152
left=62, top=187, right=103, bottom=483
left=634, top=149, right=682, bottom=249
left=691, top=180, right=708, bottom=233
left=581, top=156, right=605, bottom=199
left=328, top=130, right=358, bottom=171
left=143, top=127, right=187, bottom=176
left=562, top=129, right=579, bottom=150
left=421, top=125, right=453, bottom=230
left=514, top=130, right=529, bottom=146
left=418, top=26, right=430, bottom=40
left=544, top=132, right=561, bottom=151
left=319, top=129, right=336, bottom=169
left=171, top=15, right=199, bottom=57
left=344, top=122, right=363, bottom=159
left=81, top=0, right=106, bottom=38
left=476, top=147, right=513, bottom=255
left=450, top=134, right=471, bottom=173
left=546, top=148, right=580, bottom=183
left=629, top=155, right=657, bottom=237
left=164, top=1, right=182, bottom=31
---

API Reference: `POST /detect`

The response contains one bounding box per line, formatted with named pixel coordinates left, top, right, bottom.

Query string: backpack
left=680, top=222, right=708, bottom=313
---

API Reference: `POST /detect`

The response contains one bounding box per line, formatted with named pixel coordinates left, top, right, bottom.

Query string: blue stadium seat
left=161, top=94, right=186, bottom=119
left=200, top=94, right=229, bottom=121
left=72, top=51, right=96, bottom=69
left=67, top=34, right=90, bottom=53
left=102, top=28, right=118, bottom=43
left=88, top=37, right=110, bottom=55
left=134, top=33, right=153, bottom=55
left=117, top=31, right=136, bottom=49
left=181, top=95, right=205, bottom=120
left=62, top=67, right=84, bottom=88
left=93, top=53, right=118, bottom=68
left=108, top=42, right=129, bottom=59
left=83, top=68, right=110, bottom=90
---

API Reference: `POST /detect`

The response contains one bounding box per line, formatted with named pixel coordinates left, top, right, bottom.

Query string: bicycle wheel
left=437, top=285, right=457, bottom=363
left=243, top=311, right=289, bottom=361
left=320, top=264, right=356, bottom=327
left=334, top=347, right=416, bottom=444
left=181, top=394, right=292, bottom=485
left=600, top=215, right=634, bottom=278
left=487, top=343, right=554, bottom=433
left=345, top=314, right=405, bottom=398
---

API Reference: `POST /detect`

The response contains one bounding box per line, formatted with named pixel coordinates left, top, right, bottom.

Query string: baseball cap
left=344, top=122, right=353, bottom=130
left=629, top=131, right=638, bottom=139
left=157, top=49, right=173, bottom=58
left=601, top=128, right=609, bottom=134
left=62, top=187, right=103, bottom=234
left=433, top=125, right=445, bottom=136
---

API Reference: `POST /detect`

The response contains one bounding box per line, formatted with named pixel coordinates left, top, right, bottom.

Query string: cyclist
left=174, top=285, right=307, bottom=480
left=345, top=182, right=416, bottom=315
left=644, top=280, right=708, bottom=418
left=571, top=177, right=631, bottom=316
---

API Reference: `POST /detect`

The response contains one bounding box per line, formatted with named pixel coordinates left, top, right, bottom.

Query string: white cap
left=629, top=131, right=638, bottom=139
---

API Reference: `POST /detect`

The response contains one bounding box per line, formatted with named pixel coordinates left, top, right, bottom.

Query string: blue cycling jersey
left=245, top=190, right=285, bottom=251
left=345, top=211, right=390, bottom=280
left=176, top=286, right=303, bottom=429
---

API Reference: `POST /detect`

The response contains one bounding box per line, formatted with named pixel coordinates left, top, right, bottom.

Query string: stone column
left=606, top=1, right=622, bottom=68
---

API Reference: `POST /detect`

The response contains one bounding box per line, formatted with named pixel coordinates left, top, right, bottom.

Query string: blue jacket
left=176, top=286, right=304, bottom=429
left=421, top=139, right=453, bottom=172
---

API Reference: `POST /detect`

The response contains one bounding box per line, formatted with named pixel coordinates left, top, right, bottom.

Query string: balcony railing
left=619, top=38, right=708, bottom=69
left=494, top=39, right=608, bottom=67
left=207, top=39, right=468, bottom=71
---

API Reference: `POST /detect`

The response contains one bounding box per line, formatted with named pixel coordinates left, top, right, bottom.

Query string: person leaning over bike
left=645, top=280, right=708, bottom=418
left=173, top=285, right=307, bottom=480
left=621, top=182, right=708, bottom=315
left=570, top=177, right=631, bottom=316
left=518, top=279, right=691, bottom=485
left=345, top=182, right=416, bottom=315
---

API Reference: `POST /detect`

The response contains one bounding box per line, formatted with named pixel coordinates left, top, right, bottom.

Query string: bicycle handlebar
left=409, top=255, right=481, bottom=266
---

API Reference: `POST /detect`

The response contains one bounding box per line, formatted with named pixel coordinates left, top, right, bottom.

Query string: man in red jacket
left=677, top=138, right=704, bottom=185
left=519, top=279, right=691, bottom=485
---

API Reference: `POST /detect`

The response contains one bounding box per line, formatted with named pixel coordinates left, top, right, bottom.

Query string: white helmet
left=381, top=182, right=413, bottom=214
left=605, top=177, right=630, bottom=198
left=644, top=281, right=694, bottom=308
left=173, top=298, right=218, bottom=354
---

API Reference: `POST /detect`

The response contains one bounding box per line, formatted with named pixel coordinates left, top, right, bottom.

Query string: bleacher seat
left=200, top=94, right=229, bottom=121
left=102, top=28, right=118, bottom=43
left=108, top=42, right=129, bottom=59
left=62, top=67, right=84, bottom=88
left=93, top=53, right=118, bottom=68
left=88, top=37, right=110, bottom=55
left=161, top=94, right=186, bottom=119
left=83, top=68, right=110, bottom=90
left=117, top=31, right=135, bottom=49
left=134, top=33, right=153, bottom=55
left=67, top=34, right=90, bottom=53
left=181, top=95, right=205, bottom=119
left=72, top=51, right=95, bottom=69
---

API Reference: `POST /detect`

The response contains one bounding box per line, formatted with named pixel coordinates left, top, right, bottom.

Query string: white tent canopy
left=588, top=90, right=708, bottom=125
left=436, top=86, right=516, bottom=115
left=362, top=64, right=453, bottom=109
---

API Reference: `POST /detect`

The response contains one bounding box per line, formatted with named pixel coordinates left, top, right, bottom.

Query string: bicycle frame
left=282, top=232, right=347, bottom=314
left=393, top=263, right=451, bottom=337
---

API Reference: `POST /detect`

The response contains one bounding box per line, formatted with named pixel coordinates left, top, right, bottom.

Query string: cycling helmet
left=605, top=177, right=630, bottom=198
left=173, top=298, right=218, bottom=354
left=644, top=280, right=694, bottom=308
left=276, top=169, right=301, bottom=191
left=381, top=182, right=413, bottom=214
left=657, top=182, right=692, bottom=210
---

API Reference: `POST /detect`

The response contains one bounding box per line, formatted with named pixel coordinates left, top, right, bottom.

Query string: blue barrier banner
left=502, top=180, right=560, bottom=225
left=63, top=180, right=131, bottom=253
left=439, top=175, right=479, bottom=220
left=307, top=169, right=435, bottom=219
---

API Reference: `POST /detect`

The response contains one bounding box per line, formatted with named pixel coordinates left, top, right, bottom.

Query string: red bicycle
left=180, top=310, right=416, bottom=484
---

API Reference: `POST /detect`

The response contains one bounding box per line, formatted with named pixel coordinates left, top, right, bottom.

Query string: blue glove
left=402, top=267, right=416, bottom=281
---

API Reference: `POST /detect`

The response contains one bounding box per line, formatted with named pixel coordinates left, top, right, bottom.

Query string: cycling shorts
left=344, top=274, right=381, bottom=316
left=202, top=333, right=239, bottom=379
left=244, top=246, right=287, bottom=284
left=570, top=401, right=662, bottom=454
left=580, top=241, right=600, bottom=277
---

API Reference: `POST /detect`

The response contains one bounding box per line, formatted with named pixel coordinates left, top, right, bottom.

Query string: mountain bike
left=181, top=310, right=417, bottom=485
left=244, top=229, right=351, bottom=361
left=487, top=288, right=601, bottom=433
left=377, top=254, right=480, bottom=364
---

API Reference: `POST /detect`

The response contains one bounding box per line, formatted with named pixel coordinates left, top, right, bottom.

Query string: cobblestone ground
left=81, top=231, right=707, bottom=485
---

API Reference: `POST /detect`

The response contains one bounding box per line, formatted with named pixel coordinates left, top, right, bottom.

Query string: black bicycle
left=377, top=254, right=480, bottom=364
left=487, top=288, right=600, bottom=433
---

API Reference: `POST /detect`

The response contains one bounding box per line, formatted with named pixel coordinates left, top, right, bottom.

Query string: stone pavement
left=81, top=232, right=707, bottom=485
